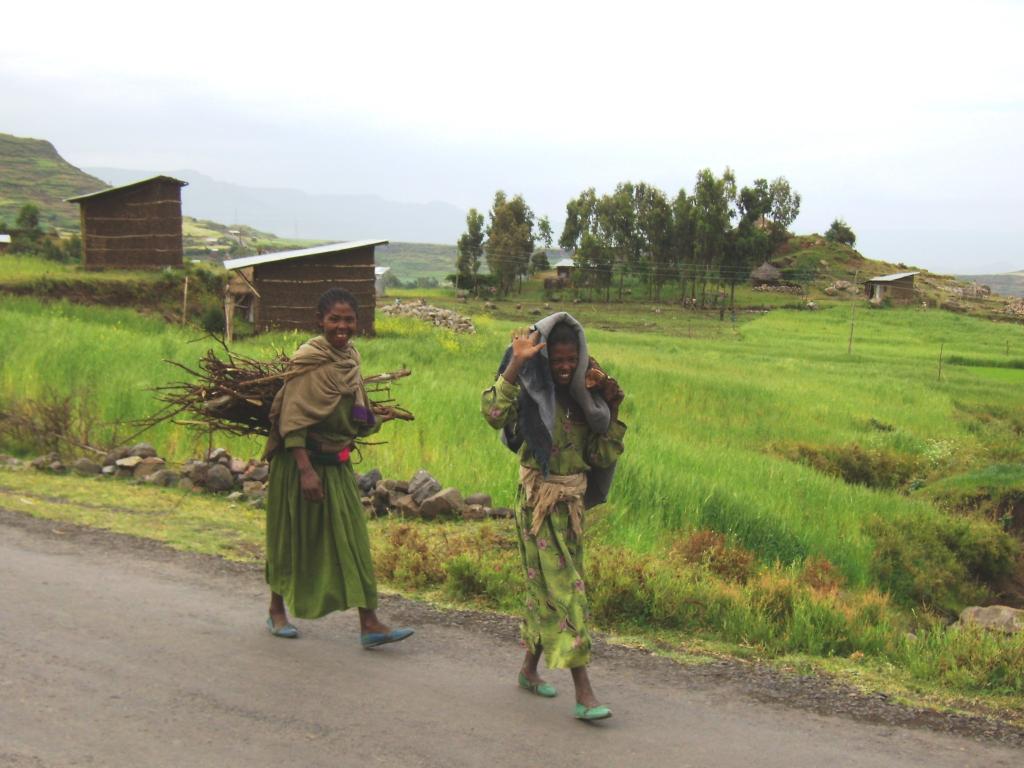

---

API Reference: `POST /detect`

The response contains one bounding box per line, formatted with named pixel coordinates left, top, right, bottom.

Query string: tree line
left=455, top=170, right=857, bottom=304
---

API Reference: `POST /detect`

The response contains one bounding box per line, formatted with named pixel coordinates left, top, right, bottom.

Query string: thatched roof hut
left=67, top=175, right=187, bottom=269
left=750, top=261, right=782, bottom=286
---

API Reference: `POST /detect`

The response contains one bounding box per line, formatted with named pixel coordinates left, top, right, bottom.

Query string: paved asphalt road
left=1, top=512, right=1021, bottom=768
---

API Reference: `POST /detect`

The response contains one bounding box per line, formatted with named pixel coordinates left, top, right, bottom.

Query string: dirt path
left=1, top=509, right=1022, bottom=768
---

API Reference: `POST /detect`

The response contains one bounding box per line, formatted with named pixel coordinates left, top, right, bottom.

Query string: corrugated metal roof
left=375, top=266, right=390, bottom=276
left=554, top=258, right=575, bottom=269
left=0, top=234, right=11, bottom=244
left=65, top=175, right=188, bottom=203
left=865, top=271, right=920, bottom=283
left=223, top=239, right=389, bottom=270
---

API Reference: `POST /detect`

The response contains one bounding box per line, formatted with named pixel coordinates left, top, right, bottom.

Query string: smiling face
left=548, top=341, right=579, bottom=387
left=318, top=301, right=358, bottom=349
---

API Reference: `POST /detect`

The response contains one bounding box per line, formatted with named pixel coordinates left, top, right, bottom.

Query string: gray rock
left=242, top=463, right=269, bottom=483
left=242, top=480, right=265, bottom=494
left=114, top=467, right=134, bottom=479
left=488, top=507, right=514, bottom=520
left=148, top=469, right=179, bottom=487
left=229, top=458, right=249, bottom=475
left=357, top=468, right=382, bottom=495
left=115, top=455, right=144, bottom=469
left=381, top=478, right=410, bottom=493
left=462, top=504, right=487, bottom=521
left=101, top=465, right=117, bottom=477
left=132, top=456, right=166, bottom=480
left=205, top=463, right=236, bottom=492
left=372, top=487, right=391, bottom=517
left=72, top=457, right=102, bottom=475
left=248, top=496, right=266, bottom=509
left=957, top=605, right=1024, bottom=634
left=103, top=446, right=131, bottom=466
left=48, top=460, right=66, bottom=473
left=465, top=493, right=492, bottom=507
left=31, top=453, right=60, bottom=470
left=226, top=491, right=245, bottom=502
left=420, top=487, right=464, bottom=519
left=177, top=477, right=196, bottom=491
left=392, top=493, right=421, bottom=518
left=207, top=447, right=230, bottom=463
left=408, top=470, right=442, bottom=505
left=128, top=442, right=158, bottom=459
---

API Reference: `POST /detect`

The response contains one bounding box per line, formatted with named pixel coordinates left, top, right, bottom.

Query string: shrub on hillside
left=782, top=442, right=920, bottom=490
left=825, top=218, right=856, bottom=247
left=867, top=514, right=1016, bottom=615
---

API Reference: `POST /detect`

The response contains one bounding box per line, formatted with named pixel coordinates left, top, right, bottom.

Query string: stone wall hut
left=222, top=240, right=388, bottom=337
left=0, top=233, right=11, bottom=253
left=66, top=175, right=187, bottom=269
left=864, top=271, right=919, bottom=304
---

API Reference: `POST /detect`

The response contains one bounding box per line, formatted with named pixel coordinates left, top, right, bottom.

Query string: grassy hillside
left=377, top=241, right=456, bottom=282
left=0, top=132, right=108, bottom=230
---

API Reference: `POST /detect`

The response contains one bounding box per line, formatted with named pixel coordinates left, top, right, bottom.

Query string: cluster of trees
left=455, top=170, right=810, bottom=304
left=559, top=171, right=801, bottom=303
left=1, top=204, right=81, bottom=262
left=454, top=194, right=554, bottom=295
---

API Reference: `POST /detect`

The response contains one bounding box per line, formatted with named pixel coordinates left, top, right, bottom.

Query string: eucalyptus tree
left=455, top=208, right=485, bottom=290
left=485, top=191, right=535, bottom=295
left=691, top=168, right=737, bottom=305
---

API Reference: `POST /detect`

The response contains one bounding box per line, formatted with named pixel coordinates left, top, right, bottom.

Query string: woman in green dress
left=263, top=288, right=413, bottom=648
left=482, top=313, right=625, bottom=721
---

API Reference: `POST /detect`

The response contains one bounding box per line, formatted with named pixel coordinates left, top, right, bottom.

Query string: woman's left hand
left=375, top=406, right=415, bottom=422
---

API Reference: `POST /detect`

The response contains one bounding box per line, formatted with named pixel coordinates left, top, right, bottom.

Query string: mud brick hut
left=66, top=176, right=187, bottom=269
left=223, top=240, right=388, bottom=336
left=864, top=271, right=920, bottom=304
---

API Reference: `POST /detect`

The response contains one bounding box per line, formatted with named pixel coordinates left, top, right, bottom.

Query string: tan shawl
left=519, top=465, right=588, bottom=538
left=263, top=336, right=371, bottom=460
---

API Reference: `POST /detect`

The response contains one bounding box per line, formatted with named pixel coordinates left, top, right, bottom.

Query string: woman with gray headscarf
left=482, top=312, right=626, bottom=721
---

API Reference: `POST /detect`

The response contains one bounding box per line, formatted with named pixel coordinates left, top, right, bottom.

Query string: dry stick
left=938, top=342, right=945, bottom=382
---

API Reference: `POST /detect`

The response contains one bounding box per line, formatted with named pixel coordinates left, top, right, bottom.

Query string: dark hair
left=547, top=322, right=579, bottom=349
left=317, top=288, right=359, bottom=316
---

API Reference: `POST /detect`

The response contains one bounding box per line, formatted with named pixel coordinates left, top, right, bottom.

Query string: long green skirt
left=265, top=455, right=378, bottom=619
left=515, top=498, right=592, bottom=669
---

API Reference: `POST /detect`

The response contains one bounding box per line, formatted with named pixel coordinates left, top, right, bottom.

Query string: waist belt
left=306, top=441, right=351, bottom=465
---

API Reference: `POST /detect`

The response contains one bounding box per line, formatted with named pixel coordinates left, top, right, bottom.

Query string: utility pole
left=847, top=270, right=859, bottom=355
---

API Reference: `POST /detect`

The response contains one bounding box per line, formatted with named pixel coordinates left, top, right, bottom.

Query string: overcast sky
left=3, top=0, right=1022, bottom=272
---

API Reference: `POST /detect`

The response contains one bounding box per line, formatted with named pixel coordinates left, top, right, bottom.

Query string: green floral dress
left=265, top=394, right=380, bottom=619
left=482, top=377, right=626, bottom=668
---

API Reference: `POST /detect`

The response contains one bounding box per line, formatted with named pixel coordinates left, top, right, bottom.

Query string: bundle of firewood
left=138, top=345, right=412, bottom=438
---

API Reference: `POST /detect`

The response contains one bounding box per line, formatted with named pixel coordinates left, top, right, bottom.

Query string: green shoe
left=575, top=703, right=612, bottom=721
left=518, top=671, right=557, bottom=698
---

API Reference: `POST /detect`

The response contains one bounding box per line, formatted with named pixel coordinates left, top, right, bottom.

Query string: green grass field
left=2, top=293, right=1023, bottom=702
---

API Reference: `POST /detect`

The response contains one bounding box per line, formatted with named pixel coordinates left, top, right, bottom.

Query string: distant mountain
left=0, top=132, right=109, bottom=229
left=86, top=167, right=465, bottom=245
left=956, top=271, right=1024, bottom=298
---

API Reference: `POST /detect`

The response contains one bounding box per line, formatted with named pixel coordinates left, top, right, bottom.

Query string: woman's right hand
left=299, top=467, right=324, bottom=502
left=511, top=328, right=546, bottom=361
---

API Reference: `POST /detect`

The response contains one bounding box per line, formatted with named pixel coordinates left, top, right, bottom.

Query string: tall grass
left=1, top=295, right=1021, bottom=610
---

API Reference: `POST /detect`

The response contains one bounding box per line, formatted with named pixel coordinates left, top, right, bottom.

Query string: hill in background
left=0, top=133, right=108, bottom=229
left=955, top=271, right=1024, bottom=298
left=86, top=167, right=466, bottom=246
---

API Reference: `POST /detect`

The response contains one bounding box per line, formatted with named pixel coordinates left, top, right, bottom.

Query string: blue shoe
left=518, top=671, right=558, bottom=698
left=266, top=616, right=298, bottom=639
left=361, top=627, right=414, bottom=648
left=575, top=703, right=612, bottom=721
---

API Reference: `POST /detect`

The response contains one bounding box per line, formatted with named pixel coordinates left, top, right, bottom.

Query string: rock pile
left=379, top=300, right=475, bottom=333
left=753, top=284, right=804, bottom=294
left=1003, top=298, right=1024, bottom=318
left=361, top=467, right=512, bottom=522
left=7, top=444, right=511, bottom=522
